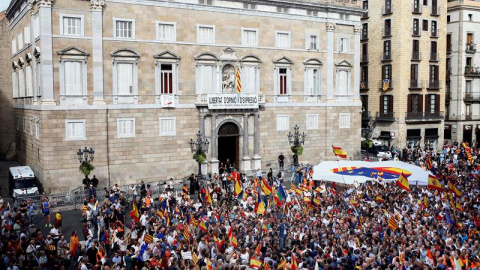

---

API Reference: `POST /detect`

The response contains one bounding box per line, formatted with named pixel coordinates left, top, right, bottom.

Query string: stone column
left=353, top=25, right=361, bottom=100
left=210, top=115, right=219, bottom=174
left=29, top=4, right=38, bottom=104
left=91, top=0, right=106, bottom=104
left=242, top=114, right=251, bottom=171
left=326, top=23, right=335, bottom=100
left=199, top=113, right=207, bottom=175
left=252, top=113, right=261, bottom=170
left=38, top=0, right=55, bottom=105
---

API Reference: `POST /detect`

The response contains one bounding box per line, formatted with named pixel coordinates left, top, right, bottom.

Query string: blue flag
left=445, top=210, right=454, bottom=225
left=137, top=242, right=148, bottom=261
left=278, top=185, right=287, bottom=202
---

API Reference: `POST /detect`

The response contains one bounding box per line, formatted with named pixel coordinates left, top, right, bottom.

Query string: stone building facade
left=6, top=0, right=362, bottom=192
left=446, top=0, right=480, bottom=144
left=360, top=0, right=446, bottom=149
left=0, top=12, right=15, bottom=160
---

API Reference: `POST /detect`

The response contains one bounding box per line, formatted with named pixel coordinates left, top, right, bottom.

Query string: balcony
left=361, top=10, right=369, bottom=19
left=360, top=81, right=369, bottom=90
left=409, top=79, right=423, bottom=90
left=405, top=111, right=444, bottom=122
left=466, top=43, right=476, bottom=54
left=379, top=79, right=393, bottom=90
left=361, top=34, right=368, bottom=41
left=382, top=52, right=392, bottom=62
left=383, top=28, right=392, bottom=37
left=431, top=6, right=440, bottom=16
left=427, top=80, right=442, bottom=90
left=362, top=110, right=371, bottom=120
left=412, top=4, right=422, bottom=14
left=464, top=92, right=480, bottom=102
left=376, top=112, right=395, bottom=122
left=361, top=54, right=369, bottom=63
left=431, top=30, right=438, bottom=38
left=465, top=66, right=480, bottom=77
left=430, top=53, right=439, bottom=62
left=411, top=51, right=421, bottom=61
left=412, top=28, right=421, bottom=37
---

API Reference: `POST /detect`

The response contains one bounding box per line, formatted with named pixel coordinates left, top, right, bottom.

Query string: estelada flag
left=291, top=253, right=298, bottom=270
left=428, top=175, right=443, bottom=191
left=250, top=258, right=262, bottom=269
left=332, top=145, right=347, bottom=159
left=129, top=200, right=140, bottom=222
left=144, top=234, right=153, bottom=244
left=448, top=182, right=462, bottom=197
left=199, top=220, right=208, bottom=232
left=396, top=173, right=411, bottom=192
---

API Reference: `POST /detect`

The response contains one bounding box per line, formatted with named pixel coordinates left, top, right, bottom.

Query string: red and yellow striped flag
left=236, top=66, right=242, bottom=93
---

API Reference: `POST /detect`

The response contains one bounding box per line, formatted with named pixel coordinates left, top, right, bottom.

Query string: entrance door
left=218, top=122, right=240, bottom=170
left=463, top=125, right=473, bottom=145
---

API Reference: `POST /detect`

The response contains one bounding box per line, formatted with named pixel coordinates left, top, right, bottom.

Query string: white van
left=8, top=166, right=39, bottom=197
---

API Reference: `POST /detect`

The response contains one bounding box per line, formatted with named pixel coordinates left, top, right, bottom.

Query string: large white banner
left=312, top=161, right=430, bottom=186
left=207, top=94, right=258, bottom=109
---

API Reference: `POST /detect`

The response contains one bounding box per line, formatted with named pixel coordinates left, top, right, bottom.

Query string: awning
left=312, top=161, right=430, bottom=186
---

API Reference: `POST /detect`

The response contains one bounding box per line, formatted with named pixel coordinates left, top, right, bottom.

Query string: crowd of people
left=0, top=141, right=480, bottom=270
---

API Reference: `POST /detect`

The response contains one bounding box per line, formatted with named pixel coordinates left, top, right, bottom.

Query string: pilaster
left=353, top=25, right=361, bottom=100
left=91, top=0, right=106, bottom=104
left=38, top=0, right=56, bottom=105
left=326, top=23, right=335, bottom=100
left=252, top=113, right=261, bottom=170
left=210, top=114, right=219, bottom=174
left=242, top=114, right=251, bottom=171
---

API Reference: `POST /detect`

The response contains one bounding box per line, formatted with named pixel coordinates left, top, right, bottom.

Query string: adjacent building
left=360, top=0, right=446, bottom=149
left=6, top=0, right=362, bottom=192
left=446, top=0, right=480, bottom=144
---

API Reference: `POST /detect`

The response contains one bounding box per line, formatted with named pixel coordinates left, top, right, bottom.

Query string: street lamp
left=287, top=125, right=306, bottom=166
left=77, top=146, right=95, bottom=163
left=188, top=131, right=209, bottom=179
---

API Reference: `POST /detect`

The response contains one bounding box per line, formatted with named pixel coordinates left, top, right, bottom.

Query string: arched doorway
left=218, top=122, right=239, bottom=170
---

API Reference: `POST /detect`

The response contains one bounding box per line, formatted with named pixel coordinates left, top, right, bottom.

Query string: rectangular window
left=383, top=40, right=391, bottom=60
left=12, top=38, right=17, bottom=54
left=159, top=117, right=176, bottom=136
left=431, top=21, right=437, bottom=37
left=160, top=64, right=173, bottom=94
left=117, top=63, right=134, bottom=95
left=17, top=33, right=23, bottom=51
left=36, top=62, right=42, bottom=96
left=381, top=95, right=393, bottom=114
left=197, top=25, right=215, bottom=43
left=339, top=113, right=351, bottom=129
left=466, top=80, right=472, bottom=93
left=410, top=64, right=419, bottom=88
left=30, top=119, right=34, bottom=135
left=157, top=22, right=176, bottom=41
left=306, top=68, right=320, bottom=95
left=12, top=72, right=18, bottom=98
left=64, top=61, right=82, bottom=95
left=62, top=16, right=82, bottom=36
left=423, top=20, right=429, bottom=31
left=242, top=29, right=258, bottom=46
left=361, top=66, right=368, bottom=89
left=65, top=120, right=86, bottom=141
left=384, top=19, right=391, bottom=37
left=339, top=38, right=349, bottom=52
left=34, top=16, right=40, bottom=38
left=197, top=65, right=215, bottom=94
left=276, top=115, right=289, bottom=131
left=115, top=19, right=134, bottom=38
left=18, top=69, right=25, bottom=97
left=23, top=118, right=26, bottom=133
left=276, top=31, right=290, bottom=48
left=35, top=119, right=40, bottom=139
left=382, top=64, right=392, bottom=80
left=117, top=118, right=135, bottom=138
left=413, top=19, right=420, bottom=36
left=242, top=66, right=258, bottom=94
left=309, top=35, right=318, bottom=50
left=24, top=26, right=30, bottom=44
left=384, top=0, right=392, bottom=13
left=279, top=68, right=288, bottom=95
left=362, top=24, right=368, bottom=40
left=409, top=94, right=421, bottom=113
left=16, top=117, right=20, bottom=131
left=26, top=66, right=33, bottom=97
left=428, top=94, right=436, bottom=114
left=306, top=114, right=319, bottom=130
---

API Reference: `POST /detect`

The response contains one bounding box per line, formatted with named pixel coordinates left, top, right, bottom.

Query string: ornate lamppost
left=287, top=125, right=306, bottom=167
left=77, top=147, right=95, bottom=178
left=188, top=131, right=209, bottom=179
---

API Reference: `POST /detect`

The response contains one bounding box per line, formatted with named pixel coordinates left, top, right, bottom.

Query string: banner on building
left=207, top=94, right=258, bottom=109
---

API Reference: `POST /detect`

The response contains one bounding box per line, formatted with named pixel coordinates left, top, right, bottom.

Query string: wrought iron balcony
left=465, top=66, right=480, bottom=77
left=430, top=52, right=439, bottom=62
left=431, top=6, right=440, bottom=16
left=411, top=51, right=421, bottom=61
left=466, top=43, right=476, bottom=54
left=376, top=112, right=395, bottom=122
left=464, top=92, right=480, bottom=102
left=382, top=52, right=392, bottom=61
left=405, top=111, right=444, bottom=122
left=409, top=79, right=423, bottom=89
left=427, top=80, right=442, bottom=90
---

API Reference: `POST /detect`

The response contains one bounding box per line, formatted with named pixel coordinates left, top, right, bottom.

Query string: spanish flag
left=396, top=173, right=410, bottom=192
left=375, top=195, right=384, bottom=203
left=448, top=182, right=462, bottom=197
left=256, top=201, right=266, bottom=215
left=291, top=253, right=298, bottom=270
left=230, top=234, right=238, bottom=247
left=261, top=178, right=272, bottom=195
left=206, top=259, right=213, bottom=270
left=255, top=241, right=261, bottom=256
left=234, top=177, right=242, bottom=196
left=425, top=155, right=433, bottom=170
left=250, top=258, right=262, bottom=269
left=277, top=260, right=287, bottom=270
left=455, top=202, right=463, bottom=212
left=205, top=188, right=212, bottom=205
left=129, top=200, right=140, bottom=222
left=332, top=145, right=347, bottom=159
left=199, top=220, right=208, bottom=232
left=227, top=226, right=233, bottom=239
left=428, top=175, right=443, bottom=191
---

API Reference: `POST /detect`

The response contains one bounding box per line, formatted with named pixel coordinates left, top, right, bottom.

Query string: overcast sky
left=1, top=0, right=11, bottom=12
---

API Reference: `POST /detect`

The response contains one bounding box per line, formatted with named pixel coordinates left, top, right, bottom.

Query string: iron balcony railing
left=376, top=112, right=395, bottom=121
left=466, top=43, right=476, bottom=53
left=405, top=111, right=444, bottom=121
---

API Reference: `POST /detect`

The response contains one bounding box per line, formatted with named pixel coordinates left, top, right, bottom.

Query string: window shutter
left=65, top=62, right=73, bottom=95
left=74, top=62, right=82, bottom=95
left=24, top=26, right=31, bottom=44
left=407, top=94, right=412, bottom=113
left=425, top=94, right=430, bottom=113
left=435, top=94, right=440, bottom=112
left=418, top=94, right=423, bottom=113
left=380, top=96, right=384, bottom=114
left=274, top=68, right=279, bottom=95
left=287, top=68, right=292, bottom=95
